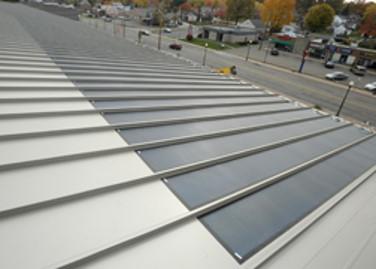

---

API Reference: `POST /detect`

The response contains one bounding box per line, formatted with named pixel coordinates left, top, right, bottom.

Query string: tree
left=204, top=0, right=221, bottom=14
left=133, top=0, right=149, bottom=7
left=172, top=0, right=186, bottom=6
left=296, top=0, right=316, bottom=15
left=304, top=4, right=335, bottom=32
left=189, top=0, right=205, bottom=22
left=325, top=0, right=344, bottom=14
left=260, top=0, right=296, bottom=32
left=342, top=0, right=369, bottom=16
left=295, top=0, right=314, bottom=27
left=297, top=0, right=343, bottom=15
left=360, top=4, right=376, bottom=36
left=153, top=0, right=172, bottom=26
left=226, top=0, right=255, bottom=24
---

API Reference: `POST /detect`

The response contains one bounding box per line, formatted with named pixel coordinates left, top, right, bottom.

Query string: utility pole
left=122, top=19, right=126, bottom=38
left=263, top=39, right=271, bottom=63
left=158, top=26, right=162, bottom=50
left=259, top=22, right=271, bottom=51
left=138, top=30, right=142, bottom=44
left=298, top=49, right=308, bottom=73
left=245, top=40, right=251, bottom=61
left=336, top=81, right=354, bottom=117
left=298, top=42, right=310, bottom=73
left=203, top=43, right=208, bottom=66
left=157, top=0, right=165, bottom=50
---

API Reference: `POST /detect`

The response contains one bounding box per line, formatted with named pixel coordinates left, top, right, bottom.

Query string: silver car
left=325, top=71, right=349, bottom=81
left=365, top=82, right=376, bottom=93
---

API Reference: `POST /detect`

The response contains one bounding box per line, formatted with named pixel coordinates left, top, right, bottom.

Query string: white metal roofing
left=0, top=3, right=375, bottom=269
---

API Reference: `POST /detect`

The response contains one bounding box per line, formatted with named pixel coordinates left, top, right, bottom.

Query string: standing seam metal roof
left=0, top=3, right=375, bottom=269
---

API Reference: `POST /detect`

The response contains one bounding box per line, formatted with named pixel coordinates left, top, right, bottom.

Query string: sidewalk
left=275, top=48, right=376, bottom=76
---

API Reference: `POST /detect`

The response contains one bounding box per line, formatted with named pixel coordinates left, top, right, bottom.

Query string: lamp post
left=336, top=81, right=354, bottom=117
left=298, top=49, right=308, bottom=73
left=138, top=30, right=142, bottom=44
left=122, top=20, right=126, bottom=38
left=245, top=40, right=251, bottom=61
left=203, top=43, right=208, bottom=66
left=298, top=41, right=310, bottom=73
left=158, top=26, right=162, bottom=50
left=157, top=3, right=165, bottom=51
left=263, top=39, right=271, bottom=63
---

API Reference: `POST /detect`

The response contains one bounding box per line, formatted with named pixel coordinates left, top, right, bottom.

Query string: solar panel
left=1, top=4, right=375, bottom=268
left=200, top=136, right=376, bottom=261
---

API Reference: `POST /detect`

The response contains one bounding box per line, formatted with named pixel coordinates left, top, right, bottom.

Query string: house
left=332, top=15, right=352, bottom=36
left=201, top=25, right=258, bottom=43
left=184, top=11, right=197, bottom=22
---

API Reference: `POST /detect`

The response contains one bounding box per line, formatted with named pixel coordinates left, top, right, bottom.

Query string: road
left=86, top=17, right=376, bottom=126
left=229, top=46, right=376, bottom=87
left=120, top=19, right=376, bottom=88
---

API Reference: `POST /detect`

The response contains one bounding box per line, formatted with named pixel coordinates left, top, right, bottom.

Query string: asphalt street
left=229, top=46, right=376, bottom=87
left=117, top=19, right=376, bottom=88
left=83, top=17, right=376, bottom=126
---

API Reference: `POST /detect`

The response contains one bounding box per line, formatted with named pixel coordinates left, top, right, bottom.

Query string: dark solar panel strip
left=0, top=114, right=330, bottom=172
left=0, top=107, right=308, bottom=141
left=0, top=93, right=273, bottom=102
left=0, top=122, right=348, bottom=218
left=0, top=100, right=288, bottom=119
left=53, top=134, right=375, bottom=269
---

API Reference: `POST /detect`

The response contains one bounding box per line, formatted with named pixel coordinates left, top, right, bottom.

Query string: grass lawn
left=181, top=38, right=242, bottom=50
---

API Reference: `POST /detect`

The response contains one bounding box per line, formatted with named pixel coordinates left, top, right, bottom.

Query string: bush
left=313, top=104, right=322, bottom=110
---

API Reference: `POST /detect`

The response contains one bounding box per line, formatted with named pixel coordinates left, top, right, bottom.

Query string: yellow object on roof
left=215, top=66, right=237, bottom=75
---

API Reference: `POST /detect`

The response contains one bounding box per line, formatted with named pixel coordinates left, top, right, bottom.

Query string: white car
left=325, top=71, right=349, bottom=81
left=364, top=82, right=376, bottom=93
left=163, top=28, right=172, bottom=33
left=140, top=29, right=151, bottom=36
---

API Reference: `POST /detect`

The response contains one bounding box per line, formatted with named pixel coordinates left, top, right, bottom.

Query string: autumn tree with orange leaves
left=260, top=0, right=296, bottom=32
left=360, top=4, right=376, bottom=37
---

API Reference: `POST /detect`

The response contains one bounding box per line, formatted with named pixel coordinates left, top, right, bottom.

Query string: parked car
left=117, top=16, right=130, bottom=21
left=139, top=29, right=150, bottom=36
left=325, top=71, right=349, bottom=81
left=166, top=22, right=178, bottom=28
left=169, top=43, right=182, bottom=50
left=85, top=11, right=94, bottom=18
left=163, top=28, right=172, bottom=33
left=350, top=65, right=367, bottom=76
left=270, top=48, right=279, bottom=56
left=103, top=16, right=112, bottom=22
left=364, top=82, right=376, bottom=93
left=324, top=61, right=335, bottom=69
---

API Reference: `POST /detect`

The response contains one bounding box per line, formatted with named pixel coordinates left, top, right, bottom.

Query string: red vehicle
left=169, top=43, right=182, bottom=50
